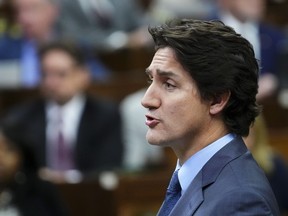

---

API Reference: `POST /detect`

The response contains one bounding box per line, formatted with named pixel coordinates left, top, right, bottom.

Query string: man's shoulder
left=200, top=138, right=272, bottom=195
left=84, top=95, right=119, bottom=115
left=2, top=98, right=45, bottom=124
left=189, top=148, right=280, bottom=215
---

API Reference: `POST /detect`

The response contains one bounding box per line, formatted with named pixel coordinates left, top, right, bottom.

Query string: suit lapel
left=74, top=97, right=94, bottom=165
left=29, top=100, right=47, bottom=166
left=169, top=137, right=248, bottom=216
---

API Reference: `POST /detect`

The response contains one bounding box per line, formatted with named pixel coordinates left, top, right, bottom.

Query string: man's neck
left=174, top=121, right=229, bottom=165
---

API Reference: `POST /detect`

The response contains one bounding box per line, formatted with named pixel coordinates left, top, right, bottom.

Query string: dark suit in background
left=4, top=95, right=123, bottom=176
left=23, top=40, right=123, bottom=184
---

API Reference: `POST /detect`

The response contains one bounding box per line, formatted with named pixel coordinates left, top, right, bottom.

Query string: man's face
left=13, top=0, right=57, bottom=40
left=40, top=50, right=88, bottom=104
left=141, top=47, right=211, bottom=150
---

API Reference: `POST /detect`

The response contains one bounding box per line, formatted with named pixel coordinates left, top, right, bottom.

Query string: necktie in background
left=54, top=110, right=74, bottom=170
left=158, top=169, right=181, bottom=216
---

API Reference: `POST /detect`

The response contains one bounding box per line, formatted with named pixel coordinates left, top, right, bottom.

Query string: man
left=214, top=0, right=285, bottom=102
left=142, top=19, right=280, bottom=215
left=0, top=0, right=108, bottom=87
left=4, top=41, right=123, bottom=183
left=57, top=0, right=152, bottom=50
left=0, top=0, right=59, bottom=87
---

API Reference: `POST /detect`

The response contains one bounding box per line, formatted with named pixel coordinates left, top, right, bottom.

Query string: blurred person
left=142, top=19, right=279, bottom=215
left=0, top=122, right=68, bottom=216
left=149, top=0, right=216, bottom=23
left=277, top=37, right=288, bottom=109
left=3, top=41, right=123, bottom=183
left=214, top=0, right=285, bottom=102
left=57, top=0, right=153, bottom=51
left=0, top=0, right=108, bottom=87
left=0, top=0, right=59, bottom=87
left=120, top=88, right=165, bottom=171
left=244, top=115, right=288, bottom=215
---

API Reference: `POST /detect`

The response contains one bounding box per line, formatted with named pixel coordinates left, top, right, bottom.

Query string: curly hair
left=148, top=19, right=260, bottom=136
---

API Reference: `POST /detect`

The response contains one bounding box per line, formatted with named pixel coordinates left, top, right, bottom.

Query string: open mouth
left=145, top=115, right=160, bottom=128
left=146, top=115, right=154, bottom=121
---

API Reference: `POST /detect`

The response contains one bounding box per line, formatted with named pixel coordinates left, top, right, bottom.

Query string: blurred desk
left=57, top=171, right=170, bottom=216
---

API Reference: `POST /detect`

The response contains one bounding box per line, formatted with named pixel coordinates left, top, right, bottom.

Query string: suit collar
left=201, top=136, right=247, bottom=187
left=169, top=136, right=248, bottom=216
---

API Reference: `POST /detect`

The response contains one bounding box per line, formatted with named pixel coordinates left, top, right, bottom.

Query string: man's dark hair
left=148, top=19, right=260, bottom=136
left=38, top=40, right=86, bottom=67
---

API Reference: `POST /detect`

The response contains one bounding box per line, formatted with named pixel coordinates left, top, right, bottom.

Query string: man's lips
left=145, top=114, right=160, bottom=127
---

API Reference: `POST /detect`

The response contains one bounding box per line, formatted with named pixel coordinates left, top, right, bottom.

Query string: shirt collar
left=176, top=133, right=235, bottom=194
left=220, top=11, right=258, bottom=31
left=46, top=94, right=85, bottom=121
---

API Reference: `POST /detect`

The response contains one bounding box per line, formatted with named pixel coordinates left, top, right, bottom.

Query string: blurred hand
left=39, top=167, right=82, bottom=184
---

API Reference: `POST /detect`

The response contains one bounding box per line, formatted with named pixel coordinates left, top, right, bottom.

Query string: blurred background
left=0, top=0, right=287, bottom=215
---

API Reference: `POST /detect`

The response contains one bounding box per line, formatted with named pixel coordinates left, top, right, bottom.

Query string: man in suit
left=0, top=0, right=108, bottom=87
left=0, top=0, right=59, bottom=87
left=142, top=19, right=280, bottom=215
left=214, top=0, right=285, bottom=102
left=57, top=0, right=152, bottom=51
left=4, top=41, right=123, bottom=183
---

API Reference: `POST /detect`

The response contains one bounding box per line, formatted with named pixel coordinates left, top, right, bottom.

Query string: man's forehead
left=147, top=48, right=178, bottom=70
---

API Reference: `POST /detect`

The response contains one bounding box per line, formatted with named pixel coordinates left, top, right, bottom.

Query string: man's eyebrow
left=145, top=68, right=178, bottom=78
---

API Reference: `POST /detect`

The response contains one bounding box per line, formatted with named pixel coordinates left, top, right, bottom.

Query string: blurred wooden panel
left=97, top=47, right=154, bottom=73
left=57, top=171, right=170, bottom=216
left=269, top=128, right=288, bottom=161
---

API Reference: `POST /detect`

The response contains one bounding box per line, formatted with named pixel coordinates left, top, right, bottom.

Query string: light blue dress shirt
left=176, top=133, right=236, bottom=195
left=20, top=40, right=40, bottom=87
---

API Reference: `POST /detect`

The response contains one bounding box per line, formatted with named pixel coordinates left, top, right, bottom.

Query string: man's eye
left=147, top=75, right=153, bottom=84
left=147, top=78, right=152, bottom=84
left=164, top=82, right=176, bottom=90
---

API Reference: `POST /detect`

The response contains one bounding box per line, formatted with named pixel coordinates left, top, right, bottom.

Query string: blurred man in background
left=3, top=41, right=123, bottom=183
left=215, top=0, right=285, bottom=102
left=0, top=0, right=59, bottom=87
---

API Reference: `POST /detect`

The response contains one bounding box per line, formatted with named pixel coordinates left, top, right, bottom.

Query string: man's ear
left=209, top=91, right=231, bottom=115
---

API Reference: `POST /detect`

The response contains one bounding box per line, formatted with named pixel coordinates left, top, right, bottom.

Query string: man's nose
left=141, top=85, right=161, bottom=109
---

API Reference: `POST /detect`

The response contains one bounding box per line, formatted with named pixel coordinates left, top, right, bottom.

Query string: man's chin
left=146, top=136, right=168, bottom=147
left=146, top=135, right=160, bottom=146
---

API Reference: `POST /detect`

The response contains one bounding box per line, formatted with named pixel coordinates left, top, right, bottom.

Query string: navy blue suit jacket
left=159, top=137, right=280, bottom=215
left=259, top=24, right=285, bottom=75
